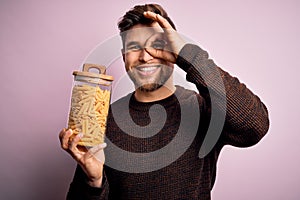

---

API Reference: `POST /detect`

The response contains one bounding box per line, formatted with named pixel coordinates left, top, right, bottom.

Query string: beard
left=127, top=63, right=173, bottom=92
left=138, top=83, right=161, bottom=92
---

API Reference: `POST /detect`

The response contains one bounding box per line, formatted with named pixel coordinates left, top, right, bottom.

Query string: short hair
left=118, top=4, right=176, bottom=46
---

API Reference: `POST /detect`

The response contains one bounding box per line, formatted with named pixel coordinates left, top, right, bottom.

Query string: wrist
left=87, top=176, right=103, bottom=188
left=174, top=41, right=187, bottom=57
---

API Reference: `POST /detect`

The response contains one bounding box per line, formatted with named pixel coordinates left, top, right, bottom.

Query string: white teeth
left=139, top=67, right=156, bottom=71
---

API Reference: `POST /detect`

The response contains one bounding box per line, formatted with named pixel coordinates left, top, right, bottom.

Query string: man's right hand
left=59, top=128, right=106, bottom=187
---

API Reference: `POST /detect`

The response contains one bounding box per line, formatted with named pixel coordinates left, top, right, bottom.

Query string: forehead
left=124, top=23, right=164, bottom=44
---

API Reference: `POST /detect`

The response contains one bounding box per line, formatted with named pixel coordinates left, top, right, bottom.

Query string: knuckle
left=61, top=143, right=68, bottom=150
left=59, top=131, right=66, bottom=139
left=58, top=132, right=63, bottom=139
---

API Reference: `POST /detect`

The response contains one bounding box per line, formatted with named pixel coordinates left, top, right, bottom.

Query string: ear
left=121, top=48, right=125, bottom=62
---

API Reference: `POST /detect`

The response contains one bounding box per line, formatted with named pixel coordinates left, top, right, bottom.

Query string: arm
left=176, top=44, right=270, bottom=147
left=59, top=129, right=109, bottom=199
left=143, top=11, right=269, bottom=147
left=67, top=165, right=109, bottom=200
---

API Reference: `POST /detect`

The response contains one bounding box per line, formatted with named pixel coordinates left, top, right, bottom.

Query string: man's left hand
left=143, top=11, right=187, bottom=63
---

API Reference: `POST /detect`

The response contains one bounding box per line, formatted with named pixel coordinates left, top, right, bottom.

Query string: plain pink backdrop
left=1, top=0, right=299, bottom=199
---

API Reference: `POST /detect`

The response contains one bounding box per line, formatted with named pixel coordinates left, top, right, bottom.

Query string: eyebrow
left=125, top=41, right=139, bottom=48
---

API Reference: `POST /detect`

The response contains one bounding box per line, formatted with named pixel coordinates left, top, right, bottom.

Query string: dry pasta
left=68, top=84, right=110, bottom=146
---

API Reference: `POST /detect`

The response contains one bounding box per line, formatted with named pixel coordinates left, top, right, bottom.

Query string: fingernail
left=77, top=133, right=83, bottom=138
left=67, top=129, right=73, bottom=134
left=100, top=143, right=107, bottom=148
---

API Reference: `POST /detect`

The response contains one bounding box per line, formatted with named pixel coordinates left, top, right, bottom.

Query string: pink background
left=1, top=0, right=299, bottom=199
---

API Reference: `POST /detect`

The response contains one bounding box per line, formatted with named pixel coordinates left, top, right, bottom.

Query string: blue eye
left=151, top=40, right=167, bottom=50
left=127, top=44, right=142, bottom=52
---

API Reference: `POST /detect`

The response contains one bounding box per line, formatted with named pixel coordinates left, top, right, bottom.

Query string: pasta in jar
left=67, top=64, right=113, bottom=147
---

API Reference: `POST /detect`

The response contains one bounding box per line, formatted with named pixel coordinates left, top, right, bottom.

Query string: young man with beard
left=59, top=4, right=269, bottom=200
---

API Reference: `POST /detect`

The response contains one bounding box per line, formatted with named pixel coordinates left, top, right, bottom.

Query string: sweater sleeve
left=176, top=44, right=269, bottom=147
left=66, top=165, right=109, bottom=200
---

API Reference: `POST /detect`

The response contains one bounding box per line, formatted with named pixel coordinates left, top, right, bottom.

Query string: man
left=59, top=4, right=269, bottom=200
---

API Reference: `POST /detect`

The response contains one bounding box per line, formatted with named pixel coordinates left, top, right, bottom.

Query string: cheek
left=164, top=62, right=174, bottom=69
left=124, top=53, right=139, bottom=70
left=124, top=59, right=130, bottom=71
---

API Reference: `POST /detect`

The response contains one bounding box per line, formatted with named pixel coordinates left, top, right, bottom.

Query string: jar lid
left=73, top=63, right=114, bottom=81
left=73, top=71, right=114, bottom=81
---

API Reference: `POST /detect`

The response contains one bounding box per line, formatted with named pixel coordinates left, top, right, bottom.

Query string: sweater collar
left=129, top=86, right=184, bottom=111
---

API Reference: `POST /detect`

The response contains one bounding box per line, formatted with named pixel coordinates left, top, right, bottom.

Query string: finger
left=88, top=143, right=107, bottom=164
left=59, top=128, right=73, bottom=150
left=68, top=132, right=82, bottom=153
left=143, top=11, right=173, bottom=30
left=89, top=143, right=107, bottom=155
left=145, top=47, right=176, bottom=63
left=143, top=33, right=173, bottom=62
left=76, top=143, right=107, bottom=165
left=59, top=128, right=66, bottom=140
left=145, top=47, right=164, bottom=59
left=85, top=143, right=107, bottom=160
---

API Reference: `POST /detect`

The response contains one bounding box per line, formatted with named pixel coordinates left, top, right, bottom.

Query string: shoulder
left=175, top=85, right=207, bottom=115
left=175, top=85, right=204, bottom=103
left=110, top=92, right=133, bottom=109
left=175, top=85, right=196, bottom=97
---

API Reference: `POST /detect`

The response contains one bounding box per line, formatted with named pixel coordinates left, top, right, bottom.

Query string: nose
left=139, top=48, right=154, bottom=63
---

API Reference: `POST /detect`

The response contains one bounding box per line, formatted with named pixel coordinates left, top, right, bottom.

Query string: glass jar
left=68, top=63, right=113, bottom=147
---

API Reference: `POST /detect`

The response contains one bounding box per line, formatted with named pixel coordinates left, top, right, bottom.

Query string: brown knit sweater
left=66, top=44, right=269, bottom=200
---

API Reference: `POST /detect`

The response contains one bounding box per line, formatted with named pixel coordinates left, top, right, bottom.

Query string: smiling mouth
left=136, top=65, right=160, bottom=76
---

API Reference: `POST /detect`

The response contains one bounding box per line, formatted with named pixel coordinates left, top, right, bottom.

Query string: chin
left=138, top=83, right=162, bottom=92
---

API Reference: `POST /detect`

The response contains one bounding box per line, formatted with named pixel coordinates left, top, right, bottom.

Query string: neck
left=134, top=82, right=176, bottom=103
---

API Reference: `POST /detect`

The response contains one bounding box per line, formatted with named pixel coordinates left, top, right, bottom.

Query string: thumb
left=145, top=47, right=176, bottom=63
left=88, top=143, right=107, bottom=164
